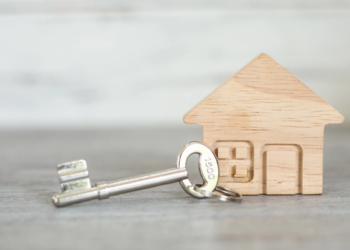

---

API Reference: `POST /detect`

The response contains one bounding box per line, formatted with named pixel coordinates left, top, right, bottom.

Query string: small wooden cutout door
left=266, top=150, right=297, bottom=195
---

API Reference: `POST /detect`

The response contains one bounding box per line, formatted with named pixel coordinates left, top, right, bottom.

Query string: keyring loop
left=177, top=142, right=219, bottom=198
left=194, top=184, right=242, bottom=202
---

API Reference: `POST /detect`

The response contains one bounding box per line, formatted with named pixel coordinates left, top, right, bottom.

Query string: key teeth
left=57, top=159, right=87, bottom=172
left=57, top=159, right=92, bottom=193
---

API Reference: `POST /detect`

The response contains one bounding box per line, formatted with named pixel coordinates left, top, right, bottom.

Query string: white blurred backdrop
left=0, top=0, right=349, bottom=128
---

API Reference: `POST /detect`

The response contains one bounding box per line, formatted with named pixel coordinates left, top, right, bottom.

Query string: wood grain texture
left=184, top=53, right=345, bottom=195
left=0, top=127, right=349, bottom=250
left=1, top=0, right=349, bottom=14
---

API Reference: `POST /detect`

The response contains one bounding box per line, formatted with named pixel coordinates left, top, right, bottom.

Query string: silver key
left=52, top=142, right=219, bottom=207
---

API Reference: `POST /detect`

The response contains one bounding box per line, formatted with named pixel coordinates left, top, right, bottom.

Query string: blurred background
left=1, top=2, right=350, bottom=250
left=0, top=0, right=348, bottom=129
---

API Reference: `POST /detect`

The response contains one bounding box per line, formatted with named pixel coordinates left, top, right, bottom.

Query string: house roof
left=184, top=53, right=344, bottom=126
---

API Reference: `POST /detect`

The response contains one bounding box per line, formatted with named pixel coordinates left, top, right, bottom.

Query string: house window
left=213, top=141, right=253, bottom=183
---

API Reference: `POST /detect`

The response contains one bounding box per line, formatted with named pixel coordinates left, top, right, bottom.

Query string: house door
left=264, top=147, right=299, bottom=195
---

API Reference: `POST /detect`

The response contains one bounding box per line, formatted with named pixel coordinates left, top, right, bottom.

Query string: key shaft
left=52, top=168, right=187, bottom=207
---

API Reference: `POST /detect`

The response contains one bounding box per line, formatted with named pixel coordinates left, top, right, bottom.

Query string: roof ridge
left=184, top=53, right=344, bottom=125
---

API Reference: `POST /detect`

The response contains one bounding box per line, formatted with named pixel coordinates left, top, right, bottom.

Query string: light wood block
left=266, top=151, right=296, bottom=195
left=218, top=147, right=230, bottom=159
left=184, top=53, right=345, bottom=195
left=235, top=147, right=247, bottom=159
left=234, top=165, right=248, bottom=178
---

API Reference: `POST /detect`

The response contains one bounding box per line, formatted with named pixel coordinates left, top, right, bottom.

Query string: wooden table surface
left=0, top=125, right=349, bottom=250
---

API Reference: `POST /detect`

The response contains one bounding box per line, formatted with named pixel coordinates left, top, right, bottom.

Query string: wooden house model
left=184, top=53, right=344, bottom=195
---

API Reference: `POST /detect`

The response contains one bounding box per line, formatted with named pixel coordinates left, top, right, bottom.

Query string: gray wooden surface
left=0, top=125, right=349, bottom=250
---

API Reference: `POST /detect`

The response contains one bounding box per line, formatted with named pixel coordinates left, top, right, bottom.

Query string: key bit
left=57, top=160, right=91, bottom=193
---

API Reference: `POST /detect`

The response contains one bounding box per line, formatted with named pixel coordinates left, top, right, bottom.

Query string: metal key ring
left=194, top=184, right=242, bottom=202
left=177, top=142, right=219, bottom=198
